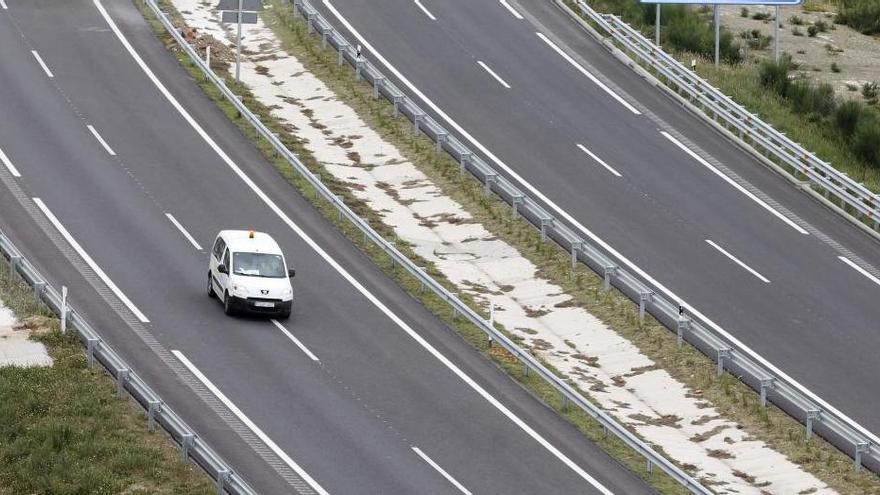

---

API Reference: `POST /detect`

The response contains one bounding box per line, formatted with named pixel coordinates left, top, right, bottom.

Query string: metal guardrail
left=592, top=3, right=880, bottom=234
left=145, top=0, right=714, bottom=491
left=562, top=0, right=880, bottom=473
left=0, top=230, right=256, bottom=495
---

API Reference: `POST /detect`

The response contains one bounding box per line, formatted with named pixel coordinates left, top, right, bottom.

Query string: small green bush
left=752, top=11, right=772, bottom=20
left=741, top=7, right=750, bottom=17
left=836, top=0, right=880, bottom=35
left=852, top=115, right=880, bottom=167
left=808, top=24, right=819, bottom=36
left=665, top=13, right=742, bottom=63
left=834, top=100, right=863, bottom=138
left=787, top=80, right=836, bottom=117
left=863, top=82, right=879, bottom=100
left=792, top=26, right=804, bottom=36
left=759, top=56, right=792, bottom=95
left=831, top=62, right=841, bottom=73
left=815, top=19, right=829, bottom=32
left=790, top=15, right=805, bottom=25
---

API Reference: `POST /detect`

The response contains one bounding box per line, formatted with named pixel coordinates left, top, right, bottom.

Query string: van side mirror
left=218, top=264, right=228, bottom=275
left=288, top=268, right=296, bottom=278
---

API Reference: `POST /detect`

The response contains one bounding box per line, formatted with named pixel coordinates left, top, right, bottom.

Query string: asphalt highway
left=312, top=0, right=880, bottom=435
left=0, top=0, right=659, bottom=493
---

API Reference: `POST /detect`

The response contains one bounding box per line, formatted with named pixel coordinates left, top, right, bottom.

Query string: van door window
left=222, top=248, right=231, bottom=269
left=212, top=237, right=226, bottom=260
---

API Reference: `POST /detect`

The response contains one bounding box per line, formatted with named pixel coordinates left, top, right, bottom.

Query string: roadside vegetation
left=143, top=0, right=880, bottom=492
left=0, top=257, right=214, bottom=494
left=568, top=0, right=880, bottom=191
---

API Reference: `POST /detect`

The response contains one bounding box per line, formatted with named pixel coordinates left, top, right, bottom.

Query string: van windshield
left=233, top=252, right=285, bottom=278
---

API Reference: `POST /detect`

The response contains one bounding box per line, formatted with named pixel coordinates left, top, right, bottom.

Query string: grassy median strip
left=144, top=1, right=879, bottom=492
left=0, top=258, right=214, bottom=494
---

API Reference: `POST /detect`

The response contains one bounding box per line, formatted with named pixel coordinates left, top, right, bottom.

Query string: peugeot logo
left=261, top=289, right=269, bottom=295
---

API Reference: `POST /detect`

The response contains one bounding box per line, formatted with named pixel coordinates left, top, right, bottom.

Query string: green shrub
left=808, top=24, right=819, bottom=36
left=815, top=19, right=829, bottom=32
left=792, top=26, right=804, bottom=36
left=790, top=15, right=805, bottom=25
left=741, top=7, right=749, bottom=17
left=752, top=11, right=772, bottom=20
left=787, top=80, right=836, bottom=117
left=834, top=100, right=863, bottom=138
left=852, top=115, right=880, bottom=167
left=831, top=62, right=841, bottom=73
left=665, top=12, right=742, bottom=62
left=863, top=82, right=879, bottom=100
left=759, top=56, right=792, bottom=95
left=836, top=0, right=880, bottom=35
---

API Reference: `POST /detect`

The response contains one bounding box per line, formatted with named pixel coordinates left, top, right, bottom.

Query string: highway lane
left=0, top=0, right=655, bottom=493
left=313, top=0, right=880, bottom=433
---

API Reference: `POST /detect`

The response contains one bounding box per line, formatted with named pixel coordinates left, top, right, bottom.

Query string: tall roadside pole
left=642, top=0, right=802, bottom=68
left=217, top=0, right=263, bottom=83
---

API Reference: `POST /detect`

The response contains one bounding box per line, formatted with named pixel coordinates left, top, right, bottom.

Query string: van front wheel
left=224, top=292, right=235, bottom=316
left=207, top=272, right=216, bottom=298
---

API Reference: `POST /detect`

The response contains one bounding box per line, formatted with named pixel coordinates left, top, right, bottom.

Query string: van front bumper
left=228, top=296, right=292, bottom=315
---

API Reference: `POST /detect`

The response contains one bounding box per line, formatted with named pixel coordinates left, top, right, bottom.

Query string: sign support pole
left=655, top=4, right=661, bottom=46
left=774, top=5, right=780, bottom=61
left=236, top=0, right=242, bottom=83
left=714, top=5, right=720, bottom=66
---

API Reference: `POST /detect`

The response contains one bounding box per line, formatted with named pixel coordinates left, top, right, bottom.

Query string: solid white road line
left=271, top=319, right=319, bottom=361
left=661, top=131, right=809, bottom=236
left=576, top=144, right=621, bottom=177
left=705, top=240, right=770, bottom=284
left=101, top=1, right=614, bottom=490
left=535, top=32, right=640, bottom=115
left=0, top=147, right=21, bottom=177
left=0, top=0, right=8, bottom=11
left=412, top=447, right=472, bottom=495
left=317, top=0, right=880, bottom=452
left=87, top=124, right=117, bottom=156
left=165, top=213, right=202, bottom=250
left=838, top=256, right=880, bottom=287
left=499, top=0, right=524, bottom=20
left=31, top=50, right=54, bottom=78
left=477, top=61, right=511, bottom=89
left=33, top=197, right=150, bottom=323
left=413, top=0, right=436, bottom=21
left=172, top=350, right=329, bottom=494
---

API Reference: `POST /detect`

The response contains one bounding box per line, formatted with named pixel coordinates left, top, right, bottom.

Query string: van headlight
left=282, top=287, right=292, bottom=297
left=231, top=284, right=248, bottom=297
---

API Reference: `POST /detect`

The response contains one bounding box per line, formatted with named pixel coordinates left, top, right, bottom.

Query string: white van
left=207, top=230, right=295, bottom=319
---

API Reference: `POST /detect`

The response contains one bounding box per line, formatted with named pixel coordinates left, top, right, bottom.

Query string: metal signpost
left=643, top=0, right=802, bottom=65
left=217, top=0, right=263, bottom=82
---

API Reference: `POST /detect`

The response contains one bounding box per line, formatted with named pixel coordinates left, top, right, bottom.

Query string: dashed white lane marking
left=413, top=0, right=436, bottom=20
left=412, top=447, right=472, bottom=495
left=165, top=213, right=202, bottom=250
left=271, top=319, right=319, bottom=361
left=0, top=147, right=21, bottom=177
left=576, top=144, right=621, bottom=177
left=477, top=61, right=511, bottom=89
left=87, top=124, right=117, bottom=156
left=535, top=32, right=640, bottom=115
left=31, top=50, right=54, bottom=78
left=839, top=256, right=880, bottom=287
left=33, top=197, right=150, bottom=323
left=172, top=350, right=329, bottom=494
left=661, top=131, right=809, bottom=236
left=0, top=1, right=8, bottom=11
left=705, top=240, right=770, bottom=284
left=499, top=0, right=523, bottom=19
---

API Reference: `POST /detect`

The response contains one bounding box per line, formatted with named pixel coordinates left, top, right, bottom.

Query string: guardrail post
left=335, top=196, right=344, bottom=221
left=312, top=173, right=322, bottom=200
left=355, top=59, right=364, bottom=81
left=484, top=173, right=497, bottom=196
left=147, top=400, right=161, bottom=431
left=116, top=368, right=130, bottom=398
left=459, top=152, right=471, bottom=175
left=540, top=218, right=553, bottom=243
left=234, top=95, right=242, bottom=118
left=854, top=442, right=869, bottom=472
left=306, top=13, right=315, bottom=34
left=805, top=409, right=821, bottom=441
left=716, top=347, right=731, bottom=377
left=638, top=291, right=653, bottom=322
left=511, top=194, right=524, bottom=219
left=205, top=45, right=211, bottom=68
left=676, top=316, right=689, bottom=346
left=759, top=378, right=774, bottom=407
left=413, top=113, right=423, bottom=136
left=603, top=265, right=617, bottom=290
left=337, top=41, right=348, bottom=66
left=292, top=0, right=301, bottom=17
left=181, top=433, right=194, bottom=462
left=560, top=392, right=568, bottom=411
left=522, top=360, right=529, bottom=377
left=60, top=286, right=68, bottom=333
left=435, top=131, right=447, bottom=152
left=373, top=77, right=384, bottom=100
left=392, top=95, right=404, bottom=118
left=570, top=242, right=583, bottom=269
left=86, top=338, right=100, bottom=369
left=451, top=293, right=459, bottom=320
left=9, top=255, right=20, bottom=278
left=216, top=468, right=231, bottom=495
left=322, top=28, right=332, bottom=49
left=33, top=281, right=46, bottom=303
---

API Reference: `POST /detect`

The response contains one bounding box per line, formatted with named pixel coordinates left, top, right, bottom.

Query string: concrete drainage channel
left=146, top=0, right=713, bottom=491
left=283, top=0, right=879, bottom=475
left=0, top=230, right=256, bottom=495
